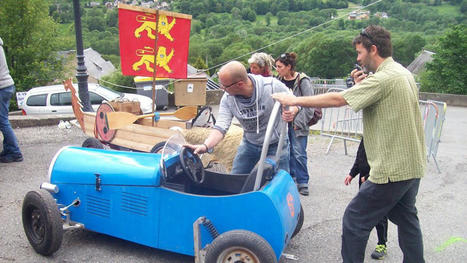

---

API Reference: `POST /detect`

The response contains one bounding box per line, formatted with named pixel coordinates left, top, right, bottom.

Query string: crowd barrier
left=420, top=100, right=447, bottom=173
left=310, top=79, right=347, bottom=96
left=316, top=87, right=362, bottom=155
left=311, top=81, right=447, bottom=173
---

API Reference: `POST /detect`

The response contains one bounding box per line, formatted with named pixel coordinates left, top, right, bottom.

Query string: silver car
left=21, top=83, right=155, bottom=115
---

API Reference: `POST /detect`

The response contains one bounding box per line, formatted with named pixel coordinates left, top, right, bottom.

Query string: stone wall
left=420, top=92, right=467, bottom=107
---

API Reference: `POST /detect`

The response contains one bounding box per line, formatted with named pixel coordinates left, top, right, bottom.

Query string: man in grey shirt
left=189, top=61, right=298, bottom=174
left=0, top=37, right=22, bottom=162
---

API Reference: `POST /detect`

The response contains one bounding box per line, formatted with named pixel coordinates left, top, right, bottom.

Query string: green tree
left=192, top=56, right=208, bottom=71
left=231, top=7, right=242, bottom=19
left=296, top=32, right=356, bottom=78
left=241, top=7, right=256, bottom=22
left=0, top=0, right=63, bottom=95
left=105, top=9, right=118, bottom=28
left=420, top=25, right=467, bottom=94
left=461, top=0, right=467, bottom=13
left=393, top=33, right=426, bottom=66
left=265, top=12, right=273, bottom=26
left=100, top=70, right=135, bottom=93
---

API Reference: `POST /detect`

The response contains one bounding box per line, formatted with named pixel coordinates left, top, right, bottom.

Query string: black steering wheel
left=179, top=147, right=205, bottom=184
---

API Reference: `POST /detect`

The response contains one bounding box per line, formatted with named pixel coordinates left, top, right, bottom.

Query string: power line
left=200, top=0, right=385, bottom=73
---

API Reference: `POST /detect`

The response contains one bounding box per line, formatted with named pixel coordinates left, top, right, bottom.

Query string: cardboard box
left=109, top=100, right=142, bottom=115
left=174, top=78, right=207, bottom=106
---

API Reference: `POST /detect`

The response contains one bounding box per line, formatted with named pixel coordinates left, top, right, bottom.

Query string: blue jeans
left=231, top=137, right=289, bottom=174
left=0, top=85, right=21, bottom=156
left=288, top=126, right=309, bottom=185
left=342, top=179, right=424, bottom=263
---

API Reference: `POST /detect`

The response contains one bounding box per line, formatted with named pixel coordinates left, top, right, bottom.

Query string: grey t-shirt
left=213, top=74, right=289, bottom=145
left=0, top=37, right=14, bottom=89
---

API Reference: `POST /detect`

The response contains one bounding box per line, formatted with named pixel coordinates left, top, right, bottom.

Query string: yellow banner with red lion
left=118, top=4, right=191, bottom=79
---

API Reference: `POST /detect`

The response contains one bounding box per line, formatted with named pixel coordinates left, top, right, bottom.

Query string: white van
left=21, top=83, right=155, bottom=115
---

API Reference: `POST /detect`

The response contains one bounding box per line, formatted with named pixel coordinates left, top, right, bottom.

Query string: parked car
left=21, top=83, right=155, bottom=115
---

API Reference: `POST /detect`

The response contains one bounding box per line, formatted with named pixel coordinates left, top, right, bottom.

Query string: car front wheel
left=22, top=189, right=63, bottom=256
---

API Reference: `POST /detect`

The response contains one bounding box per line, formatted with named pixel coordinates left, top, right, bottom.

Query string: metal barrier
left=318, top=88, right=362, bottom=155
left=420, top=100, right=447, bottom=173
left=310, top=80, right=447, bottom=172
left=311, top=79, right=348, bottom=95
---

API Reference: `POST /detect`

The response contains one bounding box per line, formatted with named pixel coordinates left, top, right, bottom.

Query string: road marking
left=435, top=237, right=467, bottom=252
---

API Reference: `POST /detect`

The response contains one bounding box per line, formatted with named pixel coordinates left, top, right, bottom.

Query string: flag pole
left=151, top=9, right=160, bottom=126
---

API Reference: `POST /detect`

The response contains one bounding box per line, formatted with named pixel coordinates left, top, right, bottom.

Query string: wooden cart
left=63, top=79, right=241, bottom=171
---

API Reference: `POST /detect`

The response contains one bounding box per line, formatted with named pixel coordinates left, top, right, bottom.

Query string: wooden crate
left=174, top=78, right=207, bottom=106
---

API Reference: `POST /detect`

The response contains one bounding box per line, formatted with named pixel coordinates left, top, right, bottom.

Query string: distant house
left=60, top=48, right=116, bottom=83
left=158, top=1, right=170, bottom=10
left=88, top=2, right=101, bottom=7
left=374, top=12, right=389, bottom=19
left=187, top=64, right=220, bottom=90
left=83, top=48, right=116, bottom=82
left=140, top=1, right=154, bottom=9
left=105, top=2, right=115, bottom=8
left=407, top=50, right=435, bottom=75
left=348, top=10, right=370, bottom=20
left=187, top=64, right=209, bottom=79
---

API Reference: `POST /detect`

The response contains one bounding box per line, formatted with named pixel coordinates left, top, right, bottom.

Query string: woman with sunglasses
left=275, top=52, right=315, bottom=196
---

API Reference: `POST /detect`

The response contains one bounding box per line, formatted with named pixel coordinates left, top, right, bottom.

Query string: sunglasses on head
left=360, top=29, right=374, bottom=43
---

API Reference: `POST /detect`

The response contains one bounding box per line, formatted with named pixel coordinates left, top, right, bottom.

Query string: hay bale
left=183, top=125, right=243, bottom=172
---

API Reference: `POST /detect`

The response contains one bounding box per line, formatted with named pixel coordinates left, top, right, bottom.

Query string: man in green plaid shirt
left=272, top=25, right=426, bottom=263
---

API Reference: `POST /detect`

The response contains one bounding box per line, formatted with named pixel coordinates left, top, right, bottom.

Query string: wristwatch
left=203, top=143, right=213, bottom=154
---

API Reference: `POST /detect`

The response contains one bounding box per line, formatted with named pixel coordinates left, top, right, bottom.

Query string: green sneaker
left=371, top=244, right=387, bottom=260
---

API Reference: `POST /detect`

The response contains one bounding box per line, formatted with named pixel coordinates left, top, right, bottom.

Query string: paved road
left=1, top=106, right=466, bottom=262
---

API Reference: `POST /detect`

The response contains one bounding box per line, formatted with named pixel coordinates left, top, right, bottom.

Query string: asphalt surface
left=1, top=106, right=466, bottom=262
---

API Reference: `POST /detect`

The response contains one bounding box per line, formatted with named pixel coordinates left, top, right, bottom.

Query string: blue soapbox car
left=21, top=102, right=303, bottom=263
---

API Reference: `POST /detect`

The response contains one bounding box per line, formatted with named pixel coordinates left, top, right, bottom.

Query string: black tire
left=82, top=137, right=104, bottom=149
left=150, top=141, right=167, bottom=153
left=205, top=230, right=277, bottom=263
left=292, top=204, right=304, bottom=238
left=22, top=189, right=63, bottom=256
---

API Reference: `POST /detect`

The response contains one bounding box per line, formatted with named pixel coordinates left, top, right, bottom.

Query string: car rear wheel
left=22, top=189, right=63, bottom=256
left=292, top=204, right=304, bottom=238
left=205, top=230, right=277, bottom=263
left=150, top=141, right=166, bottom=153
left=82, top=137, right=104, bottom=149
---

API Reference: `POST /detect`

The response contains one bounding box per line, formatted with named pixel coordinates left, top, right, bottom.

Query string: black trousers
left=342, top=178, right=424, bottom=263
left=358, top=175, right=388, bottom=246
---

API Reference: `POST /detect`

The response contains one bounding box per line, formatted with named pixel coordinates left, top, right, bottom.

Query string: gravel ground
left=1, top=106, right=466, bottom=262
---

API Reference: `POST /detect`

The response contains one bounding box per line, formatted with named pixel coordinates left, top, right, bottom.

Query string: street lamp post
left=72, top=0, right=93, bottom=112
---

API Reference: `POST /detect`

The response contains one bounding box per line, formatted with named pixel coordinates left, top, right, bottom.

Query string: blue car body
left=48, top=146, right=301, bottom=261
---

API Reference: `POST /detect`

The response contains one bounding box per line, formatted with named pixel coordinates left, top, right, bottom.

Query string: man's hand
left=344, top=175, right=354, bottom=185
left=282, top=106, right=298, bottom=123
left=350, top=68, right=368, bottom=84
left=271, top=92, right=297, bottom=106
left=184, top=143, right=208, bottom=155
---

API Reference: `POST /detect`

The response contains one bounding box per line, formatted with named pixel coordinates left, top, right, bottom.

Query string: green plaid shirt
left=342, top=57, right=426, bottom=184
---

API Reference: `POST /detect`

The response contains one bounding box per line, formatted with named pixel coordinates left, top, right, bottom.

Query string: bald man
left=189, top=61, right=298, bottom=174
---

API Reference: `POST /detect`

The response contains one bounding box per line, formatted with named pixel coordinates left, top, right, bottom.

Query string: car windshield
left=160, top=132, right=186, bottom=179
left=94, top=84, right=124, bottom=100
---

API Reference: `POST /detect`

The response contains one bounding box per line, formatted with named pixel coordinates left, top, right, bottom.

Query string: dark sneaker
left=371, top=244, right=387, bottom=260
left=298, top=186, right=309, bottom=196
left=0, top=154, right=23, bottom=163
